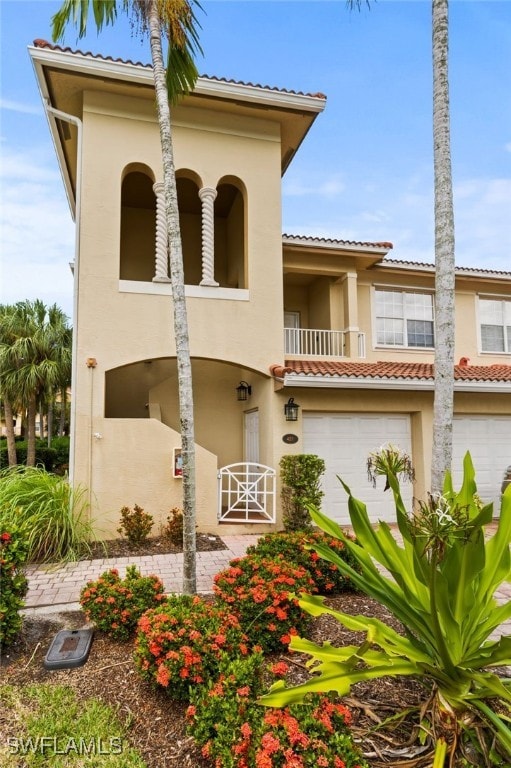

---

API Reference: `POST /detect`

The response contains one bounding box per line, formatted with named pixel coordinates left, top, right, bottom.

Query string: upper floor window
left=375, top=289, right=434, bottom=348
left=480, top=298, right=511, bottom=352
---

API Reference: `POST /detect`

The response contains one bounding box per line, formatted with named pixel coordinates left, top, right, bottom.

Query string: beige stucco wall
left=356, top=273, right=511, bottom=366
left=72, top=88, right=288, bottom=536
left=67, top=80, right=511, bottom=539
left=86, top=418, right=218, bottom=537
left=77, top=90, right=284, bottom=371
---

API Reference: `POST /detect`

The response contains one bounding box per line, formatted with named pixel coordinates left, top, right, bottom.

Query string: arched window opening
left=177, top=176, right=202, bottom=285
left=214, top=181, right=246, bottom=289
left=120, top=171, right=156, bottom=281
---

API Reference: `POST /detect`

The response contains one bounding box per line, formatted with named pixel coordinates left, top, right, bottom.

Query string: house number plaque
left=282, top=434, right=299, bottom=444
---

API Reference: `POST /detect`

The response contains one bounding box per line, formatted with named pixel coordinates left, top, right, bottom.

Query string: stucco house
left=30, top=39, right=511, bottom=538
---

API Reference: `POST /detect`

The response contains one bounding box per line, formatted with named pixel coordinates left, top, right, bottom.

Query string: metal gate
left=218, top=463, right=276, bottom=523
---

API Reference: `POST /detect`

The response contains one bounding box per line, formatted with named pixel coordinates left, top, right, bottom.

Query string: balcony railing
left=284, top=327, right=366, bottom=358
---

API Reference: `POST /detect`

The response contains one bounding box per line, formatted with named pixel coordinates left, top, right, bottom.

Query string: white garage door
left=303, top=413, right=414, bottom=525
left=452, top=415, right=511, bottom=513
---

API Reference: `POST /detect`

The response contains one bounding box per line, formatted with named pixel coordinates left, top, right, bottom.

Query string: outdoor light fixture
left=284, top=397, right=300, bottom=421
left=236, top=381, right=252, bottom=401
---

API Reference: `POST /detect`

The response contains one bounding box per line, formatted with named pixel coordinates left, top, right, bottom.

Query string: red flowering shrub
left=79, top=565, right=165, bottom=640
left=134, top=595, right=249, bottom=700
left=213, top=554, right=315, bottom=653
left=246, top=531, right=360, bottom=595
left=0, top=528, right=28, bottom=647
left=187, top=652, right=368, bottom=768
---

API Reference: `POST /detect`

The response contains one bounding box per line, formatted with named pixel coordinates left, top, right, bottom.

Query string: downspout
left=42, top=102, right=83, bottom=494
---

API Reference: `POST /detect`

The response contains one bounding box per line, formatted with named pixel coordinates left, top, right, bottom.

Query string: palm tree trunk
left=147, top=0, right=197, bottom=594
left=47, top=400, right=54, bottom=447
left=59, top=388, right=67, bottom=436
left=3, top=396, right=18, bottom=466
left=27, top=394, right=37, bottom=466
left=431, top=0, right=455, bottom=494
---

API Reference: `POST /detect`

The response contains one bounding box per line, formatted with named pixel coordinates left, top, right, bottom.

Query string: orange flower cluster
left=79, top=565, right=165, bottom=640
left=134, top=594, right=249, bottom=700
left=213, top=554, right=315, bottom=653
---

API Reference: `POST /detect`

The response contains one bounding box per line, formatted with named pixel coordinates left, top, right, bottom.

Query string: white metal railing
left=284, top=327, right=346, bottom=357
left=284, top=328, right=366, bottom=359
left=218, top=463, right=276, bottom=523
left=284, top=327, right=366, bottom=358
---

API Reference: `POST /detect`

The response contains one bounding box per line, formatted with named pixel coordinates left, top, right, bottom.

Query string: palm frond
left=52, top=0, right=117, bottom=42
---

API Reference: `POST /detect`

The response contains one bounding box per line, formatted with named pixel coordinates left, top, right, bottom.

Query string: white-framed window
left=375, top=288, right=434, bottom=348
left=479, top=297, right=511, bottom=353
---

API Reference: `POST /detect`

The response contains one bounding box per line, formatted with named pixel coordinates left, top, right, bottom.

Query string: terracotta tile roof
left=269, top=364, right=295, bottom=378
left=282, top=360, right=511, bottom=382
left=32, top=39, right=327, bottom=100
left=381, top=258, right=511, bottom=278
left=283, top=233, right=393, bottom=250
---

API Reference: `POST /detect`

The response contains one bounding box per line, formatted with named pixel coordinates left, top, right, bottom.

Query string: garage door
left=303, top=413, right=414, bottom=525
left=452, top=415, right=511, bottom=513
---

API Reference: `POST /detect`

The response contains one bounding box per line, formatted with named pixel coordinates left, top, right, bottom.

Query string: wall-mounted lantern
left=284, top=397, right=300, bottom=421
left=236, top=381, right=252, bottom=401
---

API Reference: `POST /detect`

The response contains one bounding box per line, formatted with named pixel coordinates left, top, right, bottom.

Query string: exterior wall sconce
left=236, top=381, right=252, bottom=401
left=284, top=397, right=300, bottom=421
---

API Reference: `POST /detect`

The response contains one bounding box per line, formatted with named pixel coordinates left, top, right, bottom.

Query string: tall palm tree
left=430, top=0, right=455, bottom=493
left=44, top=310, right=72, bottom=446
left=0, top=303, right=19, bottom=466
left=51, top=0, right=203, bottom=593
left=347, top=0, right=456, bottom=492
left=0, top=301, right=72, bottom=466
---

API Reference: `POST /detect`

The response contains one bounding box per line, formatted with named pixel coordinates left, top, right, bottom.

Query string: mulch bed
left=0, top=593, right=429, bottom=767
left=85, top=532, right=226, bottom=560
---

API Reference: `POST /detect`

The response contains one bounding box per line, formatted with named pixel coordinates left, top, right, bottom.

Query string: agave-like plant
left=260, top=453, right=511, bottom=766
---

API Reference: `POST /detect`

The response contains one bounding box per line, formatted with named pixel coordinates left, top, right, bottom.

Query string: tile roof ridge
left=283, top=233, right=393, bottom=249
left=382, top=256, right=511, bottom=277
left=32, top=39, right=327, bottom=100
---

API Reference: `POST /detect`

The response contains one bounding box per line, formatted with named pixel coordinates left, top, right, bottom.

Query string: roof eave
left=379, top=260, right=511, bottom=281
left=28, top=43, right=327, bottom=114
left=283, top=373, right=511, bottom=393
left=283, top=234, right=391, bottom=257
left=29, top=49, right=77, bottom=216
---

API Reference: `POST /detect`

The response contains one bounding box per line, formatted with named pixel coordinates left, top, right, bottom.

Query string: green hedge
left=0, top=438, right=69, bottom=471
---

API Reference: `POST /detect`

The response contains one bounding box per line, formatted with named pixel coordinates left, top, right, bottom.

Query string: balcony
left=284, top=327, right=366, bottom=358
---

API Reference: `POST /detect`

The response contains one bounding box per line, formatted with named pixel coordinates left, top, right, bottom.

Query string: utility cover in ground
left=44, top=628, right=94, bottom=670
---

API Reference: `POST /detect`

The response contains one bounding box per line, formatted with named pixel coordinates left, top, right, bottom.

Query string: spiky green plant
left=0, top=466, right=94, bottom=563
left=261, top=453, right=511, bottom=766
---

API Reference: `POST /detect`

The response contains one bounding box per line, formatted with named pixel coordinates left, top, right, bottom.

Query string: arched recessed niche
left=214, top=176, right=247, bottom=289
left=176, top=173, right=202, bottom=285
left=120, top=169, right=156, bottom=281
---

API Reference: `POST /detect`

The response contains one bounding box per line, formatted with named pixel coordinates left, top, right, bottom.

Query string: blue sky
left=1, top=0, right=510, bottom=320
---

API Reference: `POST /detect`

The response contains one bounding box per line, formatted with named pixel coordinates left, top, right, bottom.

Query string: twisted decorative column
left=152, top=182, right=171, bottom=282
left=199, top=186, right=219, bottom=286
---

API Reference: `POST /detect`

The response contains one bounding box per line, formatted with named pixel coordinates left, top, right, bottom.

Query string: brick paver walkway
left=22, top=531, right=511, bottom=640
left=23, top=535, right=260, bottom=612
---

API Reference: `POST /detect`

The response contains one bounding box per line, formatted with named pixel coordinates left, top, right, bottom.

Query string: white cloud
left=284, top=169, right=511, bottom=274
left=1, top=150, right=63, bottom=183
left=453, top=177, right=511, bottom=271
left=0, top=99, right=42, bottom=116
left=283, top=175, right=346, bottom=198
left=0, top=146, right=75, bottom=318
